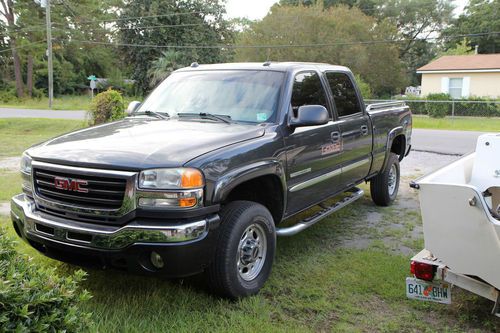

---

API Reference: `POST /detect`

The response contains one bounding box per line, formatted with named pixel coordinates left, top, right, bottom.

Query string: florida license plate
left=406, top=277, right=451, bottom=304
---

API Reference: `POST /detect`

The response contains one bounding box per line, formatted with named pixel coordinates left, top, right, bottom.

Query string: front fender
left=212, top=160, right=287, bottom=205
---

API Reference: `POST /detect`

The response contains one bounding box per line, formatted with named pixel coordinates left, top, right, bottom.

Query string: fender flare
left=212, top=159, right=287, bottom=209
left=381, top=126, right=405, bottom=172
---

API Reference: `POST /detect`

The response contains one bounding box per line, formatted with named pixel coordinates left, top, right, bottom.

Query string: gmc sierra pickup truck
left=11, top=62, right=411, bottom=298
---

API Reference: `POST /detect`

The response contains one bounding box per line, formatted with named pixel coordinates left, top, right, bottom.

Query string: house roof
left=417, top=54, right=500, bottom=73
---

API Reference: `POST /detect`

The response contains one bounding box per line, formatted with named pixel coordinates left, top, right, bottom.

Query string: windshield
left=138, top=70, right=285, bottom=123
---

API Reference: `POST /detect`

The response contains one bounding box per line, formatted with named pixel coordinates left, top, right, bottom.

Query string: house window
left=448, top=78, right=463, bottom=99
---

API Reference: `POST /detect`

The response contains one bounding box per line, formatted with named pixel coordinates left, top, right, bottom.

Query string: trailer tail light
left=410, top=261, right=435, bottom=281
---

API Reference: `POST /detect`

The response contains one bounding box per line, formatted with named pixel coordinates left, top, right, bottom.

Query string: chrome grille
left=33, top=168, right=127, bottom=209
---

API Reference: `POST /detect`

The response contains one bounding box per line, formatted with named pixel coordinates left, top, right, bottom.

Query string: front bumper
left=11, top=194, right=221, bottom=277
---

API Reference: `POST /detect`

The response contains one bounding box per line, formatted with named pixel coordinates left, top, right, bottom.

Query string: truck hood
left=27, top=118, right=266, bottom=170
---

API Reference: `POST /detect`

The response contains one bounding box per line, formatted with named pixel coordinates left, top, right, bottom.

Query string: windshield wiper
left=177, top=112, right=232, bottom=124
left=134, top=110, right=169, bottom=120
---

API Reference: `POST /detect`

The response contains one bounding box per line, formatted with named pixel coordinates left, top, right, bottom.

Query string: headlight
left=20, top=153, right=32, bottom=175
left=138, top=168, right=204, bottom=209
left=20, top=153, right=33, bottom=195
left=139, top=168, right=204, bottom=190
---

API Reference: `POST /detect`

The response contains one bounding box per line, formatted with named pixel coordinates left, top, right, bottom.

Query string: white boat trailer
left=409, top=133, right=500, bottom=315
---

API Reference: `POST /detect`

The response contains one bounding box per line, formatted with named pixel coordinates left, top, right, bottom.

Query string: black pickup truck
left=11, top=62, right=411, bottom=298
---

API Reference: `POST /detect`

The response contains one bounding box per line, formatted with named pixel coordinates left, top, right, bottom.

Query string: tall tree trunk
left=27, top=54, right=33, bottom=98
left=2, top=0, right=24, bottom=97
left=10, top=38, right=24, bottom=98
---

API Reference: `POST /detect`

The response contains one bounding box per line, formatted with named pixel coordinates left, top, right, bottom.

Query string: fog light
left=150, top=251, right=164, bottom=269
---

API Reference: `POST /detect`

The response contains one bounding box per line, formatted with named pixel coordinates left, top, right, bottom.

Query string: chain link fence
left=365, top=99, right=500, bottom=117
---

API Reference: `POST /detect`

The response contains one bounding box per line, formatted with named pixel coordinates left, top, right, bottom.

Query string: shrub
left=0, top=229, right=93, bottom=332
left=354, top=74, right=373, bottom=99
left=426, top=93, right=450, bottom=118
left=88, top=89, right=125, bottom=125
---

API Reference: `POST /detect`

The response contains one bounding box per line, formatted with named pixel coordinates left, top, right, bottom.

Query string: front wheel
left=370, top=153, right=400, bottom=206
left=207, top=201, right=276, bottom=299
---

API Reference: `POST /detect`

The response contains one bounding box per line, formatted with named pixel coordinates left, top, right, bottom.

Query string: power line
left=53, top=22, right=208, bottom=33
left=68, top=32, right=500, bottom=50
left=0, top=40, right=47, bottom=54
left=75, top=11, right=207, bottom=25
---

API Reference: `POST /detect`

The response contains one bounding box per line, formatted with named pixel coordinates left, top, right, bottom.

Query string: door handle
left=331, top=131, right=341, bottom=142
left=360, top=125, right=369, bottom=135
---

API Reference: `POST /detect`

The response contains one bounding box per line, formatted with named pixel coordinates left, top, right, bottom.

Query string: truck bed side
left=366, top=101, right=412, bottom=177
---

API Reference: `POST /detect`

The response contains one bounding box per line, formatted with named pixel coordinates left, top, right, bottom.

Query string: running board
left=276, top=187, right=364, bottom=237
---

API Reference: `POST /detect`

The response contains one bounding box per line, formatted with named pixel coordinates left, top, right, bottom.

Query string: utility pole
left=44, top=0, right=54, bottom=109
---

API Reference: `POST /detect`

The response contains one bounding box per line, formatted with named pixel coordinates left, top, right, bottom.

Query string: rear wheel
left=207, top=201, right=276, bottom=299
left=370, top=153, right=400, bottom=206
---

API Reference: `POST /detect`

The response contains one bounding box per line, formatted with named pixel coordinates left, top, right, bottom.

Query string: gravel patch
left=0, top=156, right=21, bottom=171
left=0, top=202, right=10, bottom=216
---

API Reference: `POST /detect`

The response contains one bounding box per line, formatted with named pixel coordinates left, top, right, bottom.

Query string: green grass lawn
left=0, top=118, right=86, bottom=158
left=0, top=170, right=21, bottom=201
left=1, top=190, right=498, bottom=332
left=413, top=115, right=500, bottom=132
left=0, top=116, right=499, bottom=332
left=0, top=95, right=139, bottom=111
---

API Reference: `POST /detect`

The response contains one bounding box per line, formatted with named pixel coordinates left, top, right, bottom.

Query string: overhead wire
left=67, top=32, right=500, bottom=50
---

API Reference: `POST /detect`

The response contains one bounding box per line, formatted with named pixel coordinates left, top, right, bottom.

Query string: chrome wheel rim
left=237, top=223, right=267, bottom=281
left=388, top=164, right=397, bottom=196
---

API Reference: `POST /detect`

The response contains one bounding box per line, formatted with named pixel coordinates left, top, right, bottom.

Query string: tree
left=236, top=4, right=406, bottom=95
left=436, top=39, right=474, bottom=58
left=148, top=51, right=185, bottom=87
left=443, top=0, right=500, bottom=54
left=118, top=0, right=234, bottom=94
left=374, top=0, right=454, bottom=86
left=0, top=0, right=25, bottom=97
left=277, top=0, right=454, bottom=86
left=279, top=0, right=377, bottom=15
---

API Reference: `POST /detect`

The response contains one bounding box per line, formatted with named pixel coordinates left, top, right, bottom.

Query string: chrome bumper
left=11, top=194, right=212, bottom=250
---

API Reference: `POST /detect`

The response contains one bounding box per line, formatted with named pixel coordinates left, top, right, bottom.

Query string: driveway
left=0, top=108, right=87, bottom=120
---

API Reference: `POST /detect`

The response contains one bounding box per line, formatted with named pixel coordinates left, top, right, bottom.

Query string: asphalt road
left=0, top=108, right=489, bottom=155
left=0, top=108, right=86, bottom=120
left=411, top=128, right=487, bottom=155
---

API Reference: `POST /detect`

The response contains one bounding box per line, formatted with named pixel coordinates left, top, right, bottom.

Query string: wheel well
left=391, top=135, right=406, bottom=161
left=223, top=175, right=284, bottom=224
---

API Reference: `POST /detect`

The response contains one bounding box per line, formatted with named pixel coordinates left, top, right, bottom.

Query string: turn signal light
left=410, top=261, right=435, bottom=281
left=178, top=197, right=197, bottom=207
left=181, top=169, right=204, bottom=188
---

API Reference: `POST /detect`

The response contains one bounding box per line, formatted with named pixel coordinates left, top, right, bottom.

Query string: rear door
left=284, top=71, right=343, bottom=216
left=325, top=72, right=372, bottom=187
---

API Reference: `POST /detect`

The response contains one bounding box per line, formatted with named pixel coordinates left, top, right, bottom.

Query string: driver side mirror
left=126, top=101, right=142, bottom=115
left=290, top=105, right=329, bottom=128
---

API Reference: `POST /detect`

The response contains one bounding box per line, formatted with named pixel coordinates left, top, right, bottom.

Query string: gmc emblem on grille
left=54, top=177, right=89, bottom=193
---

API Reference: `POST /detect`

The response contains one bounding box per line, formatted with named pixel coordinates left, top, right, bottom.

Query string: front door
left=325, top=71, right=372, bottom=187
left=284, top=71, right=343, bottom=216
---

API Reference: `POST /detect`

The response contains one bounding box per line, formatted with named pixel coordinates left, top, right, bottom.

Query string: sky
left=225, top=0, right=469, bottom=20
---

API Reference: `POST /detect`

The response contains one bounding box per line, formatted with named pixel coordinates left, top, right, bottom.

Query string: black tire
left=207, top=201, right=276, bottom=299
left=370, top=153, right=400, bottom=206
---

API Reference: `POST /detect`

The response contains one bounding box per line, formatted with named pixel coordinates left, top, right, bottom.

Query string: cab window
left=325, top=72, right=362, bottom=117
left=291, top=71, right=328, bottom=117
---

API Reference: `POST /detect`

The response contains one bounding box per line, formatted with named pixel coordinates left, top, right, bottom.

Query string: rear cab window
left=325, top=72, right=362, bottom=118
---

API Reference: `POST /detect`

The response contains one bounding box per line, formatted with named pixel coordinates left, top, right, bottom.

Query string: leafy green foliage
left=88, top=89, right=125, bottom=125
left=236, top=4, right=406, bottom=96
left=425, top=93, right=450, bottom=118
left=436, top=39, right=475, bottom=58
left=148, top=51, right=185, bottom=88
left=354, top=74, right=373, bottom=99
left=118, top=0, right=234, bottom=94
left=443, top=0, right=500, bottom=54
left=0, top=229, right=93, bottom=332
